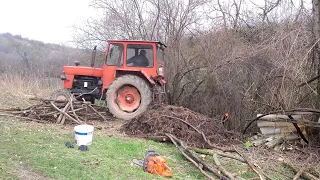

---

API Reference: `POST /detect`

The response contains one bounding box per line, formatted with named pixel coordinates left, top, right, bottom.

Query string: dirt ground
left=14, top=163, right=55, bottom=180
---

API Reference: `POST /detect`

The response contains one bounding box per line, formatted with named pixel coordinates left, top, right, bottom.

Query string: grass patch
left=0, top=153, right=18, bottom=180
left=0, top=118, right=205, bottom=180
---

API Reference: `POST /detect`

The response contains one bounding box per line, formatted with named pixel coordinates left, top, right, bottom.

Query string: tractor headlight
left=158, top=66, right=163, bottom=76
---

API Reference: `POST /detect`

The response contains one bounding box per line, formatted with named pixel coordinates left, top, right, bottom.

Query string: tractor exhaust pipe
left=90, top=45, right=97, bottom=67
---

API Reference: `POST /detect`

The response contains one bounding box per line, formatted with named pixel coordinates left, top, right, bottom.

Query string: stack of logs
left=249, top=114, right=307, bottom=149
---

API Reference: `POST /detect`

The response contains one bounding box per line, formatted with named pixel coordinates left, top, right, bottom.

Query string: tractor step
left=152, top=85, right=166, bottom=105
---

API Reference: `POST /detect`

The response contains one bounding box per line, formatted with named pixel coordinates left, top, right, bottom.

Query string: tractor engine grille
left=72, top=75, right=100, bottom=90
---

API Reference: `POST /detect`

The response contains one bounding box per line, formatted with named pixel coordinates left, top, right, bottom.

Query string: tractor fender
left=115, top=68, right=155, bottom=85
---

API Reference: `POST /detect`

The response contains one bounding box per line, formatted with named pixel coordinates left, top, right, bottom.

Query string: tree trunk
left=312, top=0, right=320, bottom=146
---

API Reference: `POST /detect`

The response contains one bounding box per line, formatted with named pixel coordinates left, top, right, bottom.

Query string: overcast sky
left=0, top=0, right=96, bottom=45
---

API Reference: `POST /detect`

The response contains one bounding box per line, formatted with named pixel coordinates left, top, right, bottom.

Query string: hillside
left=0, top=33, right=103, bottom=77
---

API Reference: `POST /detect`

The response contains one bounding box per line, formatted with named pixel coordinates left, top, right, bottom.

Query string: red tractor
left=52, top=40, right=166, bottom=120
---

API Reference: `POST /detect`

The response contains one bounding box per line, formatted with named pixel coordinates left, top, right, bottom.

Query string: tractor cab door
left=103, top=43, right=124, bottom=88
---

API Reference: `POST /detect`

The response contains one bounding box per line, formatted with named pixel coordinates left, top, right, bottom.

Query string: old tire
left=50, top=89, right=71, bottom=101
left=106, top=75, right=151, bottom=120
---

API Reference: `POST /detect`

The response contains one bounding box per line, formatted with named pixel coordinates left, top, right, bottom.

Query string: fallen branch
left=57, top=102, right=70, bottom=124
left=166, top=133, right=229, bottom=180
left=165, top=133, right=215, bottom=180
left=163, top=115, right=235, bottom=152
left=190, top=147, right=245, bottom=163
left=278, top=159, right=318, bottom=180
left=293, top=168, right=305, bottom=180
left=297, top=74, right=320, bottom=87
left=69, top=97, right=82, bottom=123
left=88, top=104, right=107, bottom=121
left=50, top=102, right=81, bottom=124
left=234, top=147, right=266, bottom=180
left=288, top=115, right=308, bottom=144
left=213, top=153, right=235, bottom=180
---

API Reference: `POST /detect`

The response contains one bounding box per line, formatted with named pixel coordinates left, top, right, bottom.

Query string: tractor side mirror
left=75, top=61, right=80, bottom=66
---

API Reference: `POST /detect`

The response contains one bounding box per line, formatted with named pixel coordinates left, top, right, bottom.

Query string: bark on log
left=213, top=153, right=235, bottom=180
left=265, top=137, right=284, bottom=148
left=191, top=147, right=245, bottom=163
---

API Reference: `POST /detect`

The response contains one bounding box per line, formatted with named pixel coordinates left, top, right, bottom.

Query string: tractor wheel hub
left=116, top=85, right=141, bottom=112
left=125, top=94, right=134, bottom=104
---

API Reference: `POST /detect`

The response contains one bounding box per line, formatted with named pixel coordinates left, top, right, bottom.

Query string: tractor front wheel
left=106, top=75, right=151, bottom=120
left=50, top=89, right=71, bottom=101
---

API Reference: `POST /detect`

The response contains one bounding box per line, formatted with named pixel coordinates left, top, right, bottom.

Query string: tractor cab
left=52, top=40, right=166, bottom=120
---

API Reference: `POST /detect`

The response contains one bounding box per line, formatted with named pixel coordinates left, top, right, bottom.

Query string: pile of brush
left=122, top=105, right=241, bottom=149
left=0, top=97, right=112, bottom=124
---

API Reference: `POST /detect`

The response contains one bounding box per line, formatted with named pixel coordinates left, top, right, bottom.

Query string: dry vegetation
left=1, top=0, right=320, bottom=140
left=1, top=1, right=320, bottom=178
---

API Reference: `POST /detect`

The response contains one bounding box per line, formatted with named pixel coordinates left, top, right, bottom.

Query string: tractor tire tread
left=106, top=75, right=152, bottom=120
left=50, top=89, right=71, bottom=100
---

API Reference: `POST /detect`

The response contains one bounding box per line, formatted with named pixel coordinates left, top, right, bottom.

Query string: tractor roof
left=107, top=40, right=167, bottom=47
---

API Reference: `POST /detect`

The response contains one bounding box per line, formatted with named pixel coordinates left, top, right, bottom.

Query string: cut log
left=252, top=139, right=267, bottom=146
left=265, top=137, right=284, bottom=148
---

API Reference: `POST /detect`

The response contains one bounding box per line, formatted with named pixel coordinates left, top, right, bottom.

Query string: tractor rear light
left=60, top=74, right=67, bottom=80
left=158, top=66, right=163, bottom=76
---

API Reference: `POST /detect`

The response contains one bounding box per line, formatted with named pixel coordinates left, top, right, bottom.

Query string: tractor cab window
left=156, top=46, right=164, bottom=63
left=106, top=44, right=124, bottom=66
left=126, top=44, right=153, bottom=67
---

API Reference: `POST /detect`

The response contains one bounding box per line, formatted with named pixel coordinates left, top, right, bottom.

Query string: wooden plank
left=257, top=114, right=302, bottom=120
left=257, top=121, right=295, bottom=127
left=260, top=127, right=280, bottom=135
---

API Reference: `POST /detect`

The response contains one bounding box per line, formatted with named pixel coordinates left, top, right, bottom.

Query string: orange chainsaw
left=133, top=150, right=172, bottom=177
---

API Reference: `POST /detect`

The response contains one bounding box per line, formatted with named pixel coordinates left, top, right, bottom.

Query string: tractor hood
left=63, top=66, right=103, bottom=77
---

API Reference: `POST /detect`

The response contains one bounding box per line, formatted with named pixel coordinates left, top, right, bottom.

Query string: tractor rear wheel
left=50, top=89, right=71, bottom=101
left=106, top=75, right=151, bottom=120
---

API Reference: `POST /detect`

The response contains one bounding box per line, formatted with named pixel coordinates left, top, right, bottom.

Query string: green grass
left=0, top=152, right=18, bottom=179
left=0, top=118, right=205, bottom=180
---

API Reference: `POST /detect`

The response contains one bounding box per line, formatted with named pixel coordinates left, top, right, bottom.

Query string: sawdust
left=122, top=105, right=241, bottom=148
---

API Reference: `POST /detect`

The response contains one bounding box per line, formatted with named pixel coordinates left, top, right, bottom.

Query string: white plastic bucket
left=74, top=124, right=94, bottom=146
